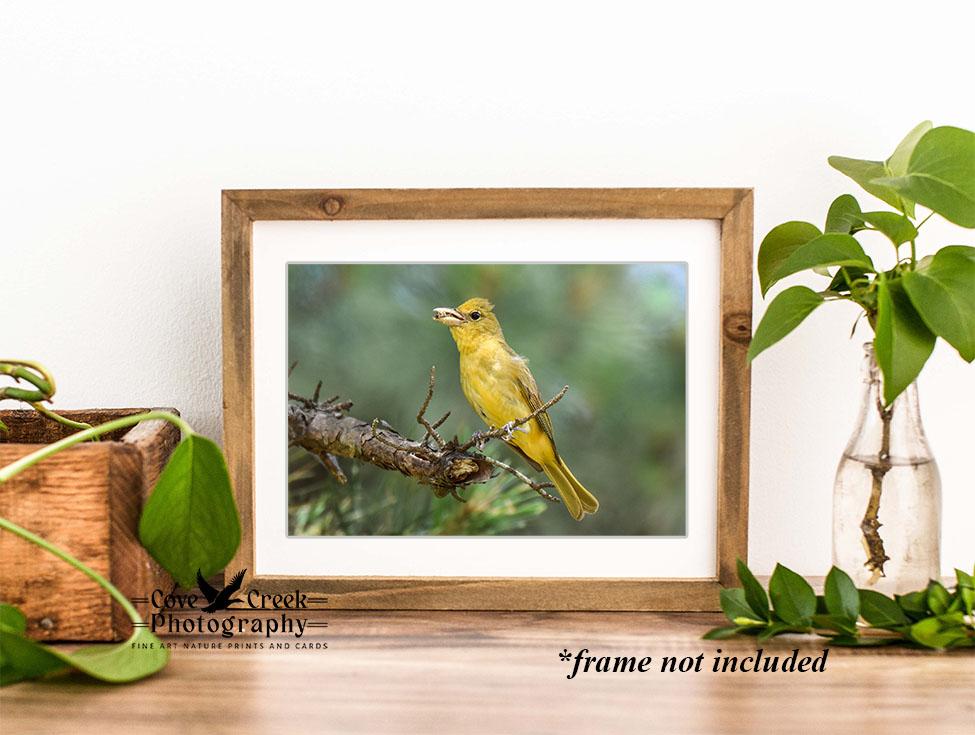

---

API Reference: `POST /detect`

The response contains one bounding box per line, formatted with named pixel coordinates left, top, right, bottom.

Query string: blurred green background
left=288, top=263, right=686, bottom=536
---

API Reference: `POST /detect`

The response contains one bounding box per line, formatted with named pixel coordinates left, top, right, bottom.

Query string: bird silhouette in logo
left=197, top=569, right=246, bottom=614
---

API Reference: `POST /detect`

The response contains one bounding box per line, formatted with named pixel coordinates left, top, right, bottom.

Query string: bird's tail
left=543, top=458, right=598, bottom=521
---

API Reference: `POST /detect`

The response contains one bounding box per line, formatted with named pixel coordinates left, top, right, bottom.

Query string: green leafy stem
left=0, top=360, right=94, bottom=433
left=0, top=408, right=242, bottom=685
left=0, top=410, right=191, bottom=482
left=748, top=122, right=975, bottom=407
left=705, top=560, right=975, bottom=650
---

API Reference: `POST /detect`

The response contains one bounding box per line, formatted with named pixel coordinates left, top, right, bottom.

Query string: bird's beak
left=432, top=307, right=465, bottom=326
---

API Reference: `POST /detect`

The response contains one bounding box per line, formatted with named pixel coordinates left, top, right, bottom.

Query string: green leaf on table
left=902, top=245, right=975, bottom=362
left=854, top=211, right=918, bottom=246
left=886, top=121, right=933, bottom=177
left=811, top=614, right=858, bottom=635
left=720, top=588, right=761, bottom=624
left=824, top=566, right=859, bottom=622
left=0, top=630, right=67, bottom=686
left=0, top=604, right=26, bottom=634
left=895, top=590, right=929, bottom=621
left=956, top=568, right=974, bottom=615
left=703, top=625, right=754, bottom=640
left=825, top=194, right=864, bottom=234
left=702, top=625, right=738, bottom=640
left=872, top=126, right=975, bottom=228
left=768, top=233, right=874, bottom=292
left=768, top=564, right=816, bottom=626
left=815, top=595, right=828, bottom=615
left=874, top=276, right=936, bottom=405
left=64, top=627, right=169, bottom=682
left=926, top=581, right=952, bottom=616
left=858, top=589, right=909, bottom=629
left=736, top=559, right=770, bottom=621
left=0, top=625, right=168, bottom=685
left=829, top=156, right=915, bottom=217
left=827, top=634, right=902, bottom=647
left=0, top=604, right=63, bottom=687
left=758, top=221, right=821, bottom=295
left=748, top=287, right=825, bottom=361
left=956, top=568, right=975, bottom=589
left=908, top=616, right=970, bottom=650
left=757, top=622, right=803, bottom=641
left=139, top=434, right=242, bottom=588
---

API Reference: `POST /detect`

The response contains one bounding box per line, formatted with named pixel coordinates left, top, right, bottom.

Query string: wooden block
left=0, top=409, right=179, bottom=642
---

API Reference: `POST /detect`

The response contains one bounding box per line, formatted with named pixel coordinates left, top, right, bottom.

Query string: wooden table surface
left=2, top=611, right=972, bottom=734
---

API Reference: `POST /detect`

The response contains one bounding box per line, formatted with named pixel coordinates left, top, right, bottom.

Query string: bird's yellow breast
left=457, top=338, right=554, bottom=463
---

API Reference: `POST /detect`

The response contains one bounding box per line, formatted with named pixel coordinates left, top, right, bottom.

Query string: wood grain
left=224, top=187, right=746, bottom=221
left=222, top=191, right=256, bottom=583
left=221, top=188, right=753, bottom=610
left=0, top=409, right=179, bottom=641
left=252, top=576, right=719, bottom=611
left=1, top=611, right=971, bottom=735
left=716, top=190, right=753, bottom=585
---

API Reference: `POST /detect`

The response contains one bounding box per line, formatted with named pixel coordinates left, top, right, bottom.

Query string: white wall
left=2, top=2, right=972, bottom=574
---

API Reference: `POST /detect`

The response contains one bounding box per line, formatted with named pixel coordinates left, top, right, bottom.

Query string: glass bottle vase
left=832, top=344, right=941, bottom=595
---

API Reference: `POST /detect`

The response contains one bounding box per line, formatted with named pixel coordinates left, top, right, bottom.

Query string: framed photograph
left=222, top=188, right=752, bottom=610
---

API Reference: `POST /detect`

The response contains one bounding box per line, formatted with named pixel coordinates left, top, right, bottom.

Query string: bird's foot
left=500, top=421, right=526, bottom=440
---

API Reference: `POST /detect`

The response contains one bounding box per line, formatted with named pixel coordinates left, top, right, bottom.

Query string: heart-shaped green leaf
left=902, top=246, right=975, bottom=362
left=747, top=286, right=825, bottom=362
left=858, top=589, right=909, bottom=629
left=854, top=211, right=918, bottom=246
left=769, top=563, right=816, bottom=626
left=0, top=625, right=168, bottom=685
left=874, top=276, right=936, bottom=405
left=139, top=434, right=241, bottom=588
left=825, top=194, right=864, bottom=234
left=886, top=120, right=933, bottom=177
left=768, top=233, right=874, bottom=292
left=872, top=126, right=975, bottom=228
left=824, top=566, right=859, bottom=622
left=828, top=156, right=915, bottom=217
left=757, top=221, right=822, bottom=295
left=0, top=604, right=26, bottom=634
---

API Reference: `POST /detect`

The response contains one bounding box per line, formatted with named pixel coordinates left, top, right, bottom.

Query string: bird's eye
left=469, top=311, right=481, bottom=321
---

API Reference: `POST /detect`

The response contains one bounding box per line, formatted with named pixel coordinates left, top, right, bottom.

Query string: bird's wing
left=225, top=568, right=247, bottom=595
left=504, top=441, right=544, bottom=471
left=197, top=570, right=219, bottom=603
left=512, top=357, right=559, bottom=456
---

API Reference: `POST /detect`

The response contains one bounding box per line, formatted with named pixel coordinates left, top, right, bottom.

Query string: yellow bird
left=433, top=297, right=598, bottom=520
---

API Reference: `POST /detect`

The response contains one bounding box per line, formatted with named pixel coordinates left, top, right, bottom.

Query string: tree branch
left=287, top=369, right=567, bottom=503
left=861, top=396, right=892, bottom=579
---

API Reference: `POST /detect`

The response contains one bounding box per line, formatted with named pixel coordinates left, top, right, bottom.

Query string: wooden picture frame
left=222, top=188, right=753, bottom=611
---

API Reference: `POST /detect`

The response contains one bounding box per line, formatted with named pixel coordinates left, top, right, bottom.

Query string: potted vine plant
left=749, top=122, right=975, bottom=594
left=0, top=360, right=241, bottom=685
